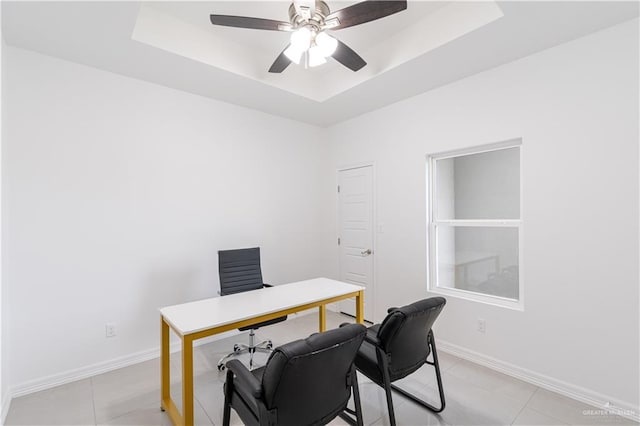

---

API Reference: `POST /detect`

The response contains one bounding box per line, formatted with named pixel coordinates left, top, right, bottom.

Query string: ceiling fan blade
left=210, top=15, right=292, bottom=31
left=324, top=0, right=407, bottom=30
left=331, top=39, right=366, bottom=72
left=269, top=46, right=293, bottom=73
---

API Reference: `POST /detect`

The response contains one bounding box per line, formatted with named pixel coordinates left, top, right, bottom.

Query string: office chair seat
left=237, top=316, right=285, bottom=332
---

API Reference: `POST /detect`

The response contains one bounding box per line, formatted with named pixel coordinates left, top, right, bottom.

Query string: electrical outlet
left=477, top=319, right=486, bottom=333
left=105, top=323, right=116, bottom=338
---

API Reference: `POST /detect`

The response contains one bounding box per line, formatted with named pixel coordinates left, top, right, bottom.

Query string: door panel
left=338, top=166, right=374, bottom=320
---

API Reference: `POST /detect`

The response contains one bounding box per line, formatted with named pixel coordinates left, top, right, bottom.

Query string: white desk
left=159, top=278, right=365, bottom=426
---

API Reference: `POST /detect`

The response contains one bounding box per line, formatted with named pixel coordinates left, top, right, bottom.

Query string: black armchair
left=217, top=247, right=287, bottom=371
left=354, top=297, right=447, bottom=426
left=223, top=323, right=367, bottom=426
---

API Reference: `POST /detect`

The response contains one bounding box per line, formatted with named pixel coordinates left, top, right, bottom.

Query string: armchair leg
left=352, top=369, right=364, bottom=426
left=428, top=330, right=446, bottom=412
left=222, top=370, right=234, bottom=426
left=389, top=331, right=445, bottom=413
left=338, top=367, right=364, bottom=426
left=378, top=347, right=397, bottom=426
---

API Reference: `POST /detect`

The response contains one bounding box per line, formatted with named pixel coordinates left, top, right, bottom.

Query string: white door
left=337, top=166, right=374, bottom=321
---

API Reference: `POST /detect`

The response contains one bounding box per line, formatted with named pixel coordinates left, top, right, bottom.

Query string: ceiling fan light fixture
left=308, top=45, right=327, bottom=67
left=290, top=27, right=312, bottom=50
left=315, top=31, right=338, bottom=57
left=284, top=45, right=304, bottom=64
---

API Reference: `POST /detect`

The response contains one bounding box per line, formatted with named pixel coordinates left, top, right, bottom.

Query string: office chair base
left=217, top=339, right=274, bottom=371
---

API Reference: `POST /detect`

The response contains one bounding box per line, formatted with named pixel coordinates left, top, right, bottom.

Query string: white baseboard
left=1, top=389, right=12, bottom=425
left=10, top=329, right=240, bottom=399
left=437, top=340, right=640, bottom=423
left=20, top=314, right=636, bottom=424
left=9, top=311, right=337, bottom=400
left=8, top=308, right=346, bottom=401
left=8, top=308, right=343, bottom=401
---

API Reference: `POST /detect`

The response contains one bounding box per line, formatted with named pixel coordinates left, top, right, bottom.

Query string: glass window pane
left=435, top=147, right=520, bottom=220
left=436, top=225, right=519, bottom=300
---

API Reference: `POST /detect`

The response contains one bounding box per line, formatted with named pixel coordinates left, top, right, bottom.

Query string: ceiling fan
left=209, top=0, right=408, bottom=73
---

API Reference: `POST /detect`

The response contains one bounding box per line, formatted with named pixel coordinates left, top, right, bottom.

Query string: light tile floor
left=5, top=311, right=638, bottom=426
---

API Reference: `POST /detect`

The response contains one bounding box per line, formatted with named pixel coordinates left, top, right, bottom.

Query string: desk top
left=160, top=278, right=363, bottom=336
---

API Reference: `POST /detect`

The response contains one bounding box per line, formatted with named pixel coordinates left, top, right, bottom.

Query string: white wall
left=326, top=19, right=639, bottom=412
left=0, top=6, right=6, bottom=419
left=2, top=46, right=332, bottom=390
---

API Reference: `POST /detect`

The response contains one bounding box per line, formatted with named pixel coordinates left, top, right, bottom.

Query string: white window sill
left=428, top=286, right=524, bottom=311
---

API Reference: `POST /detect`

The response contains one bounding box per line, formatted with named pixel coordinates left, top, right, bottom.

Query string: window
left=427, top=141, right=522, bottom=309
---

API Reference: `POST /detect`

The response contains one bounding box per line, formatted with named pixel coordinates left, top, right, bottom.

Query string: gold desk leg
left=182, top=335, right=194, bottom=426
left=356, top=290, right=365, bottom=324
left=160, top=317, right=170, bottom=410
left=319, top=305, right=327, bottom=332
left=161, top=317, right=182, bottom=425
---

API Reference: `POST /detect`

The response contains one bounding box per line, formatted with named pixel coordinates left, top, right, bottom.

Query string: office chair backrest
left=377, top=297, right=446, bottom=379
left=218, top=247, right=264, bottom=296
left=261, top=323, right=366, bottom=425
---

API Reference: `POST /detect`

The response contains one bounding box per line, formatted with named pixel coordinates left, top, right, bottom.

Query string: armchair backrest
left=218, top=247, right=265, bottom=296
left=261, top=323, right=366, bottom=425
left=377, top=297, right=446, bottom=379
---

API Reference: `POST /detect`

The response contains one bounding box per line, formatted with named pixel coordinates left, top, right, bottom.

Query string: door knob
left=361, top=249, right=372, bottom=256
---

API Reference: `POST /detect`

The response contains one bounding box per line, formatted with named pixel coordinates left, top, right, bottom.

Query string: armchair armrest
left=225, top=359, right=262, bottom=398
left=364, top=331, right=381, bottom=347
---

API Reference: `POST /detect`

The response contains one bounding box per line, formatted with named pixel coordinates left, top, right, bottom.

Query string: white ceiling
left=2, top=1, right=638, bottom=126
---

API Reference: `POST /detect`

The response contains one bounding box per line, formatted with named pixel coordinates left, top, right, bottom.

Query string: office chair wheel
left=233, top=344, right=241, bottom=352
left=266, top=342, right=273, bottom=349
left=218, top=363, right=226, bottom=372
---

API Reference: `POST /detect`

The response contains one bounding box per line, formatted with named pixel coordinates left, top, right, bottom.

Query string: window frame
left=426, top=140, right=524, bottom=310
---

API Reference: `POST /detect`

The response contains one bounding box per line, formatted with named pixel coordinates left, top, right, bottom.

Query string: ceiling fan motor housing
left=288, top=1, right=331, bottom=30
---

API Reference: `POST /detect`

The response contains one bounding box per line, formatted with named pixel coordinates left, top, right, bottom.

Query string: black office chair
left=354, top=297, right=447, bottom=426
left=223, top=323, right=367, bottom=426
left=217, top=247, right=287, bottom=371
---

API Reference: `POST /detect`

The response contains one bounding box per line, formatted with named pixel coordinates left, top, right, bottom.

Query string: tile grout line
left=89, top=376, right=98, bottom=426
left=195, top=394, right=216, bottom=426
left=521, top=387, right=593, bottom=425
left=441, top=354, right=464, bottom=373
left=511, top=386, right=566, bottom=425
left=521, top=400, right=573, bottom=426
